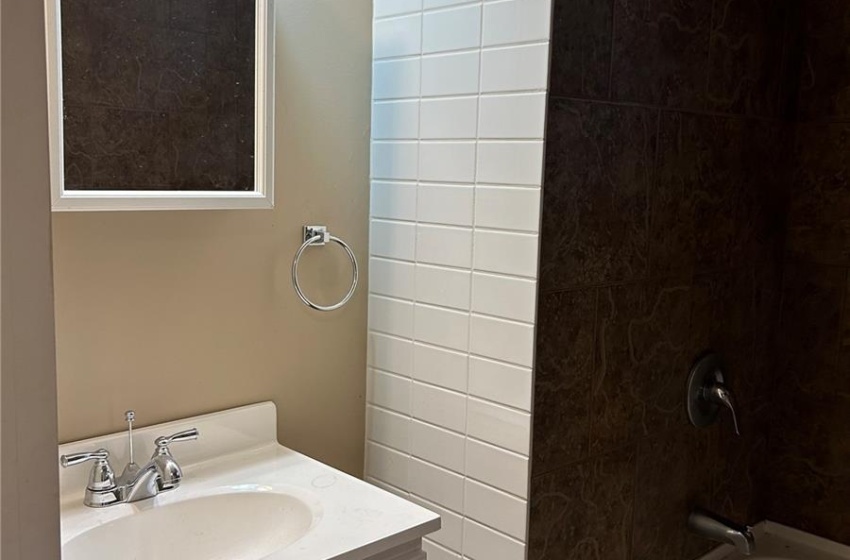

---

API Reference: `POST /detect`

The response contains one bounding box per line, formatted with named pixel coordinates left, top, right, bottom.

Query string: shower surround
left=528, top=0, right=792, bottom=558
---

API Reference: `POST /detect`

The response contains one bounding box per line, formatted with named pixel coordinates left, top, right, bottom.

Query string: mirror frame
left=45, top=0, right=275, bottom=211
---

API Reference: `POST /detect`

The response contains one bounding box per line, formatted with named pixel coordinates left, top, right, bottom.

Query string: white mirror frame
left=45, top=0, right=275, bottom=211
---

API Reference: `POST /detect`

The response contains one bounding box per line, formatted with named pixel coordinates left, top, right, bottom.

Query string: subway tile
left=477, top=141, right=544, bottom=185
left=373, top=58, right=421, bottom=100
left=420, top=97, right=478, bottom=139
left=481, top=43, right=550, bottom=92
left=368, top=332, right=414, bottom=375
left=470, top=314, right=534, bottom=367
left=409, top=457, right=466, bottom=512
left=370, top=220, right=416, bottom=261
left=467, top=397, right=531, bottom=455
left=366, top=476, right=409, bottom=499
left=371, top=141, right=418, bottom=180
left=370, top=258, right=416, bottom=300
left=412, top=382, right=467, bottom=432
left=418, top=184, right=474, bottom=226
left=410, top=496, right=465, bottom=552
left=373, top=13, right=422, bottom=59
left=415, top=303, right=470, bottom=352
left=416, top=264, right=472, bottom=310
left=425, top=0, right=478, bottom=9
left=372, top=100, right=420, bottom=139
left=366, top=442, right=409, bottom=489
left=417, top=224, right=473, bottom=268
left=482, top=0, right=551, bottom=47
left=466, top=438, right=529, bottom=498
left=413, top=342, right=468, bottom=392
left=367, top=406, right=411, bottom=452
left=369, top=295, right=414, bottom=338
left=420, top=141, right=477, bottom=183
left=422, top=51, right=480, bottom=96
left=371, top=181, right=416, bottom=221
left=423, top=4, right=482, bottom=54
left=368, top=369, right=411, bottom=414
left=463, top=518, right=526, bottom=560
left=468, top=355, right=532, bottom=411
left=473, top=230, right=539, bottom=277
left=374, top=0, right=422, bottom=19
left=411, top=420, right=466, bottom=472
left=465, top=479, right=528, bottom=540
left=474, top=186, right=541, bottom=231
left=478, top=93, right=547, bottom=138
left=471, top=272, right=537, bottom=323
left=423, top=540, right=462, bottom=560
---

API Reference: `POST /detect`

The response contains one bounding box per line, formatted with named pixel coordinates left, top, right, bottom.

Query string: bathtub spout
left=688, top=508, right=755, bottom=555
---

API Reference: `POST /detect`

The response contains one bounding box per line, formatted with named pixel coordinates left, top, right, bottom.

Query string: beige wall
left=1, top=0, right=62, bottom=556
left=52, top=0, right=372, bottom=477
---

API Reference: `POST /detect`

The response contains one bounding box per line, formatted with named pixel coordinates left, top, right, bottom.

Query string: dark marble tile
left=60, top=0, right=255, bottom=191
left=591, top=281, right=692, bottom=453
left=528, top=449, right=636, bottom=560
left=170, top=111, right=244, bottom=190
left=632, top=425, right=714, bottom=560
left=689, top=271, right=769, bottom=411
left=611, top=0, right=712, bottom=109
left=62, top=105, right=95, bottom=190
left=549, top=0, right=613, bottom=100
left=787, top=123, right=850, bottom=264
left=779, top=261, right=844, bottom=377
left=707, top=0, right=787, bottom=117
left=796, top=0, right=850, bottom=121
left=767, top=390, right=850, bottom=544
left=533, top=289, right=597, bottom=476
left=88, top=107, right=173, bottom=189
left=651, top=113, right=785, bottom=278
left=540, top=99, right=655, bottom=292
left=713, top=409, right=769, bottom=525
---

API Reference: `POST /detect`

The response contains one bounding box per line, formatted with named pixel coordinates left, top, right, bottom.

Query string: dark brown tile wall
left=767, top=0, right=850, bottom=539
left=60, top=0, right=255, bottom=190
left=530, top=0, right=792, bottom=558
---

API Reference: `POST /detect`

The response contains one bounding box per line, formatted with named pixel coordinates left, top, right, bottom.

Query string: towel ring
left=291, top=225, right=359, bottom=312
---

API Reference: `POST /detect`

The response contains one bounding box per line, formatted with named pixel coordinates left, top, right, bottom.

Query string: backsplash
left=363, top=1, right=552, bottom=559
left=60, top=0, right=255, bottom=190
left=529, top=0, right=791, bottom=558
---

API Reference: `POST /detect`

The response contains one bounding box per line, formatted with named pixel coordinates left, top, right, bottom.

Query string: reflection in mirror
left=46, top=0, right=274, bottom=211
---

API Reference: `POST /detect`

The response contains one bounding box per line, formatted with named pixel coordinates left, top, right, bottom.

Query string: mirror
left=45, top=0, right=274, bottom=211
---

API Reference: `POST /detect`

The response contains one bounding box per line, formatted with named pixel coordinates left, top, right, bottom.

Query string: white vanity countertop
left=59, top=403, right=439, bottom=560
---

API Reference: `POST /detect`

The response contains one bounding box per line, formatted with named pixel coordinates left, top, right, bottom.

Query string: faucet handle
left=151, top=428, right=199, bottom=492
left=154, top=428, right=199, bottom=452
left=60, top=448, right=109, bottom=468
left=60, top=448, right=116, bottom=492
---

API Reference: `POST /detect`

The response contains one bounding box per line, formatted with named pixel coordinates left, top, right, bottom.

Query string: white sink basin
left=63, top=488, right=318, bottom=560
left=58, top=403, right=439, bottom=560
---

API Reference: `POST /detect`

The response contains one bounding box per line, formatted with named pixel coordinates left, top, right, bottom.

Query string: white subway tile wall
left=367, top=1, right=551, bottom=557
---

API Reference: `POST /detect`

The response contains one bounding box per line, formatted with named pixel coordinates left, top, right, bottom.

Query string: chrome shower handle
left=686, top=353, right=742, bottom=436
left=706, top=383, right=740, bottom=435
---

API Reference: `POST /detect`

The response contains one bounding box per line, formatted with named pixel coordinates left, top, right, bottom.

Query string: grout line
left=373, top=39, right=549, bottom=63
left=367, top=252, right=538, bottom=282
left=375, top=87, right=550, bottom=103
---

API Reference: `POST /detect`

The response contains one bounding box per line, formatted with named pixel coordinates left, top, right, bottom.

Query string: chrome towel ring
left=291, top=225, right=359, bottom=312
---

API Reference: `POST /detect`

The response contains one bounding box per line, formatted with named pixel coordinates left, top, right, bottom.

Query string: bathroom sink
left=59, top=403, right=439, bottom=560
left=62, top=488, right=318, bottom=560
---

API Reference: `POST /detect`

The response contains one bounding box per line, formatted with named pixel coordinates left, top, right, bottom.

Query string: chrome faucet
left=60, top=411, right=199, bottom=508
left=688, top=508, right=755, bottom=555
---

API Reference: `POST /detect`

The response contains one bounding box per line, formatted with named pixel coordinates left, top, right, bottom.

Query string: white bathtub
left=699, top=522, right=850, bottom=560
